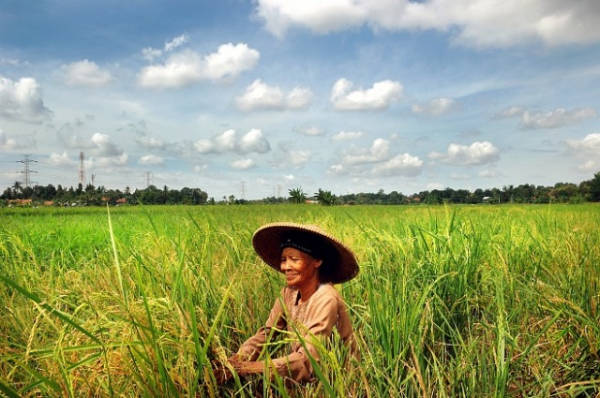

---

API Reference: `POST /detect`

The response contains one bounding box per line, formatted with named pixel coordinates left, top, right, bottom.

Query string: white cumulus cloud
left=135, top=134, right=166, bottom=150
left=429, top=141, right=500, bottom=166
left=165, top=34, right=189, bottom=52
left=255, top=0, right=600, bottom=48
left=328, top=164, right=345, bottom=176
left=498, top=106, right=597, bottom=129
left=0, top=130, right=17, bottom=150
left=142, top=34, right=190, bottom=62
left=342, top=138, right=391, bottom=165
left=60, top=60, right=113, bottom=87
left=0, top=130, right=30, bottom=150
left=293, top=126, right=326, bottom=136
left=0, top=76, right=52, bottom=123
left=412, top=97, right=458, bottom=115
left=566, top=133, right=600, bottom=155
left=496, top=106, right=525, bottom=118
left=138, top=155, right=165, bottom=165
left=48, top=152, right=78, bottom=167
left=235, top=79, right=313, bottom=111
left=230, top=158, right=256, bottom=170
left=138, top=43, right=260, bottom=89
left=288, top=150, right=312, bottom=166
left=578, top=160, right=598, bottom=172
left=331, top=78, right=403, bottom=111
left=91, top=133, right=124, bottom=157
left=92, top=153, right=129, bottom=167
left=195, top=128, right=271, bottom=155
left=331, top=131, right=365, bottom=142
left=521, top=108, right=596, bottom=129
left=371, top=153, right=423, bottom=177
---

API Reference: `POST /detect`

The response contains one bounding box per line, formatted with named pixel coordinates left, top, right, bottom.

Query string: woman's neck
left=297, top=277, right=321, bottom=304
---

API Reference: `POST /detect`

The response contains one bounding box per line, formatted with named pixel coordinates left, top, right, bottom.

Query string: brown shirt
left=237, top=283, right=357, bottom=383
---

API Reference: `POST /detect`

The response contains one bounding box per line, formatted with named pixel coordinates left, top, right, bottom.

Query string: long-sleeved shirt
left=237, top=283, right=357, bottom=383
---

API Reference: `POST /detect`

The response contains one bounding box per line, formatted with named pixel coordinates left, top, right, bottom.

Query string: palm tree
left=288, top=187, right=307, bottom=204
left=315, top=188, right=336, bottom=206
left=12, top=181, right=22, bottom=198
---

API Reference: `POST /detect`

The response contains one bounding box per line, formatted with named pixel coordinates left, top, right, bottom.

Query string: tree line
left=285, top=172, right=600, bottom=205
left=1, top=182, right=209, bottom=206
left=2, top=171, right=600, bottom=207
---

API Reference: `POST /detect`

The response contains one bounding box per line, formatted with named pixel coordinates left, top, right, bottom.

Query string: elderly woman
left=215, top=222, right=359, bottom=387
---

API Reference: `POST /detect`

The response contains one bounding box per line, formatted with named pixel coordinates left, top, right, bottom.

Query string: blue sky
left=1, top=0, right=600, bottom=200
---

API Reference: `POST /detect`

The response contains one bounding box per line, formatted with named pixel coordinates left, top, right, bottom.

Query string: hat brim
left=252, top=222, right=359, bottom=284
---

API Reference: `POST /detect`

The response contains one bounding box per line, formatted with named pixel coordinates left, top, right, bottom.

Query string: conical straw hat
left=252, top=222, right=359, bottom=284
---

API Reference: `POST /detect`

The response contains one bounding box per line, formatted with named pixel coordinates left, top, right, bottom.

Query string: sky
left=1, top=0, right=600, bottom=200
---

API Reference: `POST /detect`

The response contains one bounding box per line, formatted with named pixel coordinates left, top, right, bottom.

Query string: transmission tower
left=144, top=171, right=152, bottom=188
left=18, top=155, right=37, bottom=188
left=79, top=152, right=86, bottom=186
left=241, top=181, right=246, bottom=200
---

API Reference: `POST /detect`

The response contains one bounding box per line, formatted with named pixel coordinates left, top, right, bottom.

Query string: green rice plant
left=1, top=204, right=600, bottom=396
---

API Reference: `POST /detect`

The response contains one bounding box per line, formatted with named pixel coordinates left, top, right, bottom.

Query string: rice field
left=1, top=204, right=599, bottom=397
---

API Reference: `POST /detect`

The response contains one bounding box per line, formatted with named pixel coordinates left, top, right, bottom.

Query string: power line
left=36, top=172, right=65, bottom=179
left=36, top=161, right=77, bottom=171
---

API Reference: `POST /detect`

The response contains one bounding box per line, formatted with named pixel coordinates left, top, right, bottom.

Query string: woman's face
left=280, top=247, right=322, bottom=289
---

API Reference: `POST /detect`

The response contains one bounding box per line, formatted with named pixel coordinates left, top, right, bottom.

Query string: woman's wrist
left=234, top=360, right=264, bottom=375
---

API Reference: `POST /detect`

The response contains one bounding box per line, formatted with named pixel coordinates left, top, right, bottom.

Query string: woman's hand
left=234, top=360, right=264, bottom=376
left=211, top=359, right=233, bottom=385
left=228, top=353, right=264, bottom=375
left=212, top=354, right=265, bottom=385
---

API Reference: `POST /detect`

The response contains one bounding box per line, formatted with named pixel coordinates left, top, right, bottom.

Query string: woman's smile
left=280, top=247, right=322, bottom=290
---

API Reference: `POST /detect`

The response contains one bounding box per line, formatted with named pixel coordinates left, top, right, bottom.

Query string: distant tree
left=44, top=184, right=57, bottom=200
left=12, top=181, right=22, bottom=198
left=535, top=185, right=551, bottom=203
left=168, top=189, right=183, bottom=204
left=551, top=183, right=578, bottom=203
left=589, top=171, right=600, bottom=202
left=315, top=189, right=336, bottom=206
left=192, top=188, right=208, bottom=205
left=469, top=189, right=485, bottom=204
left=451, top=189, right=470, bottom=204
left=22, top=186, right=33, bottom=199
left=490, top=188, right=502, bottom=204
left=387, top=190, right=406, bottom=205
left=421, top=190, right=443, bottom=205
left=288, top=187, right=307, bottom=204
left=512, top=184, right=535, bottom=203
left=375, top=189, right=386, bottom=204
left=502, top=185, right=514, bottom=203
left=56, top=185, right=65, bottom=202
left=1, top=187, right=14, bottom=200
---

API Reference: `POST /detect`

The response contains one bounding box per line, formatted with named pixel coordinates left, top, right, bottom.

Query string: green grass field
left=1, top=204, right=599, bottom=397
